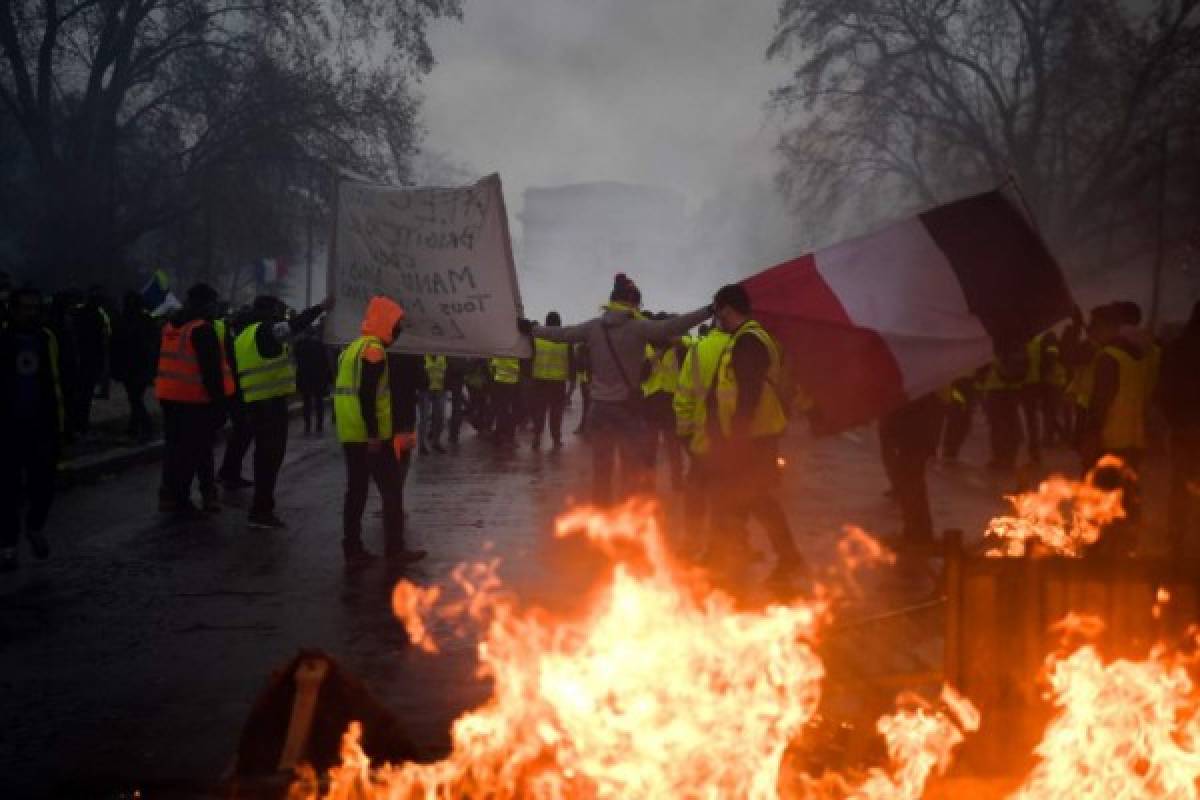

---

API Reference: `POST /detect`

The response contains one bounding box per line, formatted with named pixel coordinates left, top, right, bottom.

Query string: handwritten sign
left=326, top=174, right=530, bottom=357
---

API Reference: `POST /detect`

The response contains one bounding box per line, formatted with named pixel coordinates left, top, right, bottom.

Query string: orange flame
left=984, top=455, right=1129, bottom=558
left=295, top=501, right=978, bottom=799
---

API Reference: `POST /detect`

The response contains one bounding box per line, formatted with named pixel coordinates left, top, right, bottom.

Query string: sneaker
left=248, top=513, right=287, bottom=530
left=220, top=475, right=254, bottom=490
left=26, top=530, right=50, bottom=560
left=1, top=548, right=16, bottom=572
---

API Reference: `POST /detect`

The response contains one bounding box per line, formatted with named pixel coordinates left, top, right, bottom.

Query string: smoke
left=420, top=0, right=796, bottom=323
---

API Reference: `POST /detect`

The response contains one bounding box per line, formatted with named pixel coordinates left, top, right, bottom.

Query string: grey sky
left=420, top=0, right=791, bottom=213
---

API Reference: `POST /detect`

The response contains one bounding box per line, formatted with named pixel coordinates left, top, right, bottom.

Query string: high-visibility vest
left=490, top=357, right=520, bottom=385
left=424, top=354, right=448, bottom=391
left=234, top=323, right=295, bottom=403
left=1100, top=346, right=1149, bottom=451
left=532, top=339, right=569, bottom=381
left=642, top=344, right=680, bottom=396
left=155, top=319, right=234, bottom=403
left=714, top=320, right=787, bottom=442
left=1068, top=351, right=1099, bottom=407
left=1024, top=333, right=1046, bottom=385
left=675, top=330, right=731, bottom=455
left=334, top=336, right=392, bottom=443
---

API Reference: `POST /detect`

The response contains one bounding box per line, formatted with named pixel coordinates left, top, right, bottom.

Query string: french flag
left=256, top=257, right=288, bottom=286
left=743, top=190, right=1074, bottom=435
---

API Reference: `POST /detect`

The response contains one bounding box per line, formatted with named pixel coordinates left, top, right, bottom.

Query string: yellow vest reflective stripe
left=424, top=354, right=447, bottom=391
left=533, top=339, right=569, bottom=381
left=234, top=322, right=296, bottom=403
left=490, top=357, right=520, bottom=384
left=642, top=344, right=680, bottom=396
left=674, top=330, right=731, bottom=454
left=334, top=336, right=392, bottom=443
left=714, top=321, right=786, bottom=442
left=1100, top=346, right=1148, bottom=451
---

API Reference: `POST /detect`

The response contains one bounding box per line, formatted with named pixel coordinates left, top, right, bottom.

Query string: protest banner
left=326, top=173, right=530, bottom=357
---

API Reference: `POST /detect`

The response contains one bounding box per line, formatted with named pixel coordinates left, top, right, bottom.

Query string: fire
left=984, top=455, right=1129, bottom=557
left=294, top=501, right=977, bottom=799
left=1010, top=617, right=1200, bottom=798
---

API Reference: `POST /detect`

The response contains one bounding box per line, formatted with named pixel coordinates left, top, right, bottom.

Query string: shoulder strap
left=601, top=323, right=637, bottom=396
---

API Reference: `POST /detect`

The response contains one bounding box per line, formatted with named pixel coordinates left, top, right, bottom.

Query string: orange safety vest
left=155, top=319, right=235, bottom=402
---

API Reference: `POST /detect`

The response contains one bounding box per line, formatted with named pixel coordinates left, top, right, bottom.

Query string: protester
left=703, top=284, right=807, bottom=582
left=879, top=393, right=944, bottom=547
left=420, top=354, right=448, bottom=454
left=642, top=333, right=686, bottom=490
left=155, top=283, right=234, bottom=516
left=110, top=290, right=160, bottom=441
left=488, top=356, right=520, bottom=446
left=233, top=295, right=331, bottom=529
left=445, top=357, right=470, bottom=445
left=674, top=323, right=731, bottom=555
left=217, top=308, right=255, bottom=490
left=524, top=273, right=711, bottom=505
left=334, top=296, right=425, bottom=564
left=530, top=312, right=572, bottom=450
left=296, top=326, right=333, bottom=436
left=70, top=285, right=111, bottom=436
left=571, top=342, right=592, bottom=435
left=1157, top=300, right=1200, bottom=555
left=1, top=287, right=64, bottom=571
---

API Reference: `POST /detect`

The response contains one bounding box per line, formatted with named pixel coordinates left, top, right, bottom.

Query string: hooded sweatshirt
left=532, top=303, right=711, bottom=404
left=356, top=297, right=405, bottom=439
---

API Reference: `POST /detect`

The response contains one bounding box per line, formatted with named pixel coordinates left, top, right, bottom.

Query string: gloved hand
left=517, top=317, right=533, bottom=336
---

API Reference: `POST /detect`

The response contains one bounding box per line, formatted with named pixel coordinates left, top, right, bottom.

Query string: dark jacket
left=1159, top=326, right=1200, bottom=431
left=1, top=324, right=62, bottom=435
left=111, top=310, right=160, bottom=387
left=295, top=336, right=333, bottom=395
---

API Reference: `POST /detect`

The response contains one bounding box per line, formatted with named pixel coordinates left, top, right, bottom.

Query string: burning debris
left=984, top=455, right=1131, bottom=558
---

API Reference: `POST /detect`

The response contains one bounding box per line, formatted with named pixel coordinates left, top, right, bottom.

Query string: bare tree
left=768, top=0, right=1200, bottom=266
left=0, top=0, right=460, bottom=286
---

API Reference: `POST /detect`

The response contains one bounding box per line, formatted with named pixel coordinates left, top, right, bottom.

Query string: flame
left=1010, top=638, right=1200, bottom=798
left=294, top=501, right=977, bottom=799
left=984, top=455, right=1129, bottom=558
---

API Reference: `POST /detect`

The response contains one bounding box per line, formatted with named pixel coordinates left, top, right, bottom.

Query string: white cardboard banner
left=326, top=173, right=530, bottom=357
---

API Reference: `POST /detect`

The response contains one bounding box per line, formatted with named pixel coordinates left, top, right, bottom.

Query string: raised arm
left=637, top=306, right=712, bottom=344
left=530, top=319, right=592, bottom=344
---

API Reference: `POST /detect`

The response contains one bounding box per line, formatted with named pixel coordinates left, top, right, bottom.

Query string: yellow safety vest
left=1068, top=351, right=1099, bottom=408
left=641, top=344, right=680, bottom=396
left=334, top=336, right=392, bottom=443
left=234, top=322, right=296, bottom=403
left=532, top=339, right=569, bottom=381
left=490, top=357, right=520, bottom=385
left=1100, top=346, right=1149, bottom=451
left=424, top=354, right=447, bottom=392
left=675, top=330, right=731, bottom=455
left=714, top=320, right=787, bottom=442
left=1024, top=333, right=1046, bottom=386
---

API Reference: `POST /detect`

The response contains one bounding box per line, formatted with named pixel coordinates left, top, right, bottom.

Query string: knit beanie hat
left=609, top=273, right=641, bottom=306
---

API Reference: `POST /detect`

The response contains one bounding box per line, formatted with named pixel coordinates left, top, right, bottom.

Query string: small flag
left=150, top=291, right=182, bottom=317
left=141, top=269, right=170, bottom=310
left=742, top=189, right=1074, bottom=435
left=255, top=257, right=288, bottom=286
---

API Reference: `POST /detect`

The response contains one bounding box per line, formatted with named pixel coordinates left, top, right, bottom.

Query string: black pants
left=880, top=396, right=942, bottom=541
left=123, top=381, right=154, bottom=439
left=342, top=443, right=405, bottom=549
left=941, top=399, right=973, bottom=460
left=491, top=382, right=518, bottom=443
left=219, top=397, right=254, bottom=481
left=710, top=437, right=801, bottom=564
left=531, top=380, right=566, bottom=443
left=644, top=392, right=683, bottom=488
left=0, top=424, right=58, bottom=549
left=248, top=398, right=289, bottom=516
left=576, top=382, right=592, bottom=433
left=986, top=390, right=1023, bottom=468
left=302, top=391, right=326, bottom=432
left=161, top=401, right=221, bottom=505
left=448, top=387, right=467, bottom=442
left=589, top=400, right=651, bottom=506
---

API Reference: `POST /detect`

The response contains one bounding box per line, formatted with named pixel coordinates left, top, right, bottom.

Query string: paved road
left=3, top=405, right=1150, bottom=798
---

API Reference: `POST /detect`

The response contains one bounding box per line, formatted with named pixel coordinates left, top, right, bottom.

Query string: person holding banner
left=523, top=274, right=712, bottom=505
left=334, top=296, right=426, bottom=565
